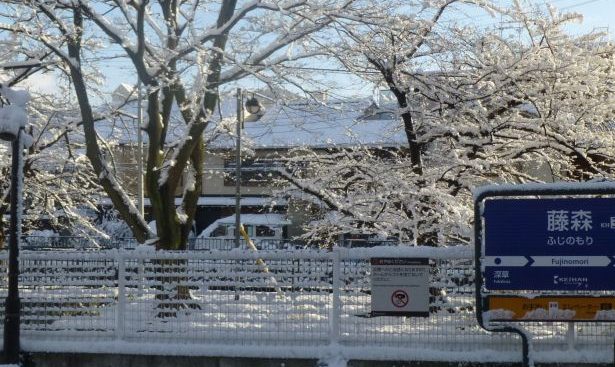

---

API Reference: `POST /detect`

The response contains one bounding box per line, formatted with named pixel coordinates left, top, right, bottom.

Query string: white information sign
left=370, top=258, right=430, bottom=317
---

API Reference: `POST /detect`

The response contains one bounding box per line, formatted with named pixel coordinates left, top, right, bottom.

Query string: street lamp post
left=0, top=64, right=41, bottom=364
left=234, top=90, right=265, bottom=248
left=136, top=80, right=144, bottom=216
left=235, top=89, right=243, bottom=248
left=1, top=127, right=23, bottom=364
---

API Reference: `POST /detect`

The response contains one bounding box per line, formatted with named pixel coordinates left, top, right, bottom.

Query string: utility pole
left=235, top=88, right=243, bottom=248
left=2, top=128, right=23, bottom=364
left=137, top=80, right=144, bottom=216
left=0, top=66, right=35, bottom=365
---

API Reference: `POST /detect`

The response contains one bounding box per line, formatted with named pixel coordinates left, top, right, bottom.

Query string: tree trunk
left=387, top=84, right=423, bottom=175
left=66, top=8, right=151, bottom=243
left=0, top=219, right=5, bottom=250
left=152, top=258, right=200, bottom=318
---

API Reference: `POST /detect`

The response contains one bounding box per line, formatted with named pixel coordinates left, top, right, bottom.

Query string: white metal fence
left=0, top=246, right=614, bottom=364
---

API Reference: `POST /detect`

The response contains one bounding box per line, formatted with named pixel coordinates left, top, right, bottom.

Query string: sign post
left=370, top=258, right=429, bottom=317
left=474, top=182, right=615, bottom=367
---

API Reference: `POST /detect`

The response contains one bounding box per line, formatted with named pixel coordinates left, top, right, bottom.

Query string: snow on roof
left=212, top=214, right=290, bottom=226
left=112, top=83, right=136, bottom=100
left=94, top=95, right=406, bottom=149
left=0, top=60, right=43, bottom=69
left=100, top=196, right=286, bottom=207
left=208, top=99, right=406, bottom=149
left=198, top=213, right=290, bottom=237
left=197, top=213, right=289, bottom=238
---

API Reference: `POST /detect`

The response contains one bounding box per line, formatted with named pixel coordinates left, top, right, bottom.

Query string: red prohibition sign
left=391, top=289, right=409, bottom=308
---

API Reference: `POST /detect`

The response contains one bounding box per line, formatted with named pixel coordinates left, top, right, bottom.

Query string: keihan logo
left=553, top=275, right=588, bottom=287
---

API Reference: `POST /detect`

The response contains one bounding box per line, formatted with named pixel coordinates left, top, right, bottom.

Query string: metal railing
left=0, top=246, right=613, bottom=364
left=188, top=238, right=307, bottom=251
left=20, top=236, right=399, bottom=251
left=21, top=236, right=134, bottom=250
left=20, top=236, right=308, bottom=251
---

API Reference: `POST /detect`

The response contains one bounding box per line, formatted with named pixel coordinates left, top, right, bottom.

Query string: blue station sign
left=483, top=198, right=615, bottom=291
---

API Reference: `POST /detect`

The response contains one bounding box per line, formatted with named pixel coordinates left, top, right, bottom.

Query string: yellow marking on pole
left=239, top=224, right=283, bottom=297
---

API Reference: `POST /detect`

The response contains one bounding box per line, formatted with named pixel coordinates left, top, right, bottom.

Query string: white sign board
left=370, top=258, right=430, bottom=317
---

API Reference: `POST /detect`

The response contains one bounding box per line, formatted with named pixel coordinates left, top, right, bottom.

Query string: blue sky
left=496, top=0, right=614, bottom=38
left=433, top=0, right=614, bottom=37
left=21, top=0, right=615, bottom=99
left=552, top=0, right=614, bottom=35
left=311, top=0, right=615, bottom=99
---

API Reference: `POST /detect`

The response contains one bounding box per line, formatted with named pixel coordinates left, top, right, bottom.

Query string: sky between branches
left=18, top=0, right=615, bottom=100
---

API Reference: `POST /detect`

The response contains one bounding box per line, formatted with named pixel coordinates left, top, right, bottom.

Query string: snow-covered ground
left=1, top=247, right=614, bottom=365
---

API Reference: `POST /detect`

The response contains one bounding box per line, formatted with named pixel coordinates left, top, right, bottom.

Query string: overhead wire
left=561, top=0, right=605, bottom=10
left=64, top=0, right=610, bottom=91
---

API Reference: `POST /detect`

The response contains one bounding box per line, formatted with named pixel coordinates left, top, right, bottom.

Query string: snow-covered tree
left=0, top=0, right=369, bottom=249
left=279, top=1, right=615, bottom=245
left=435, top=5, right=615, bottom=182
left=279, top=146, right=471, bottom=245
left=0, top=50, right=111, bottom=247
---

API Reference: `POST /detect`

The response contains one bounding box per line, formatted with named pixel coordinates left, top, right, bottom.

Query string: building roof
left=213, top=213, right=291, bottom=226
left=96, top=87, right=407, bottom=149
left=99, top=196, right=286, bottom=207
left=208, top=99, right=406, bottom=149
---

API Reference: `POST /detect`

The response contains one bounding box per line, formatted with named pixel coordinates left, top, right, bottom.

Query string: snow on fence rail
left=0, top=246, right=613, bottom=363
left=21, top=236, right=400, bottom=251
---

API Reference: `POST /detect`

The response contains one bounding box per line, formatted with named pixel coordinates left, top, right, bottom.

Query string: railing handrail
left=11, top=245, right=472, bottom=261
left=19, top=235, right=406, bottom=251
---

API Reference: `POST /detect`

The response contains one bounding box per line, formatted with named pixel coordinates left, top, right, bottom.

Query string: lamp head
left=245, top=96, right=263, bottom=115
left=0, top=131, right=17, bottom=142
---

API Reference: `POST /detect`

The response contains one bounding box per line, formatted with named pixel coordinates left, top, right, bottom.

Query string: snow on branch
left=0, top=85, right=30, bottom=139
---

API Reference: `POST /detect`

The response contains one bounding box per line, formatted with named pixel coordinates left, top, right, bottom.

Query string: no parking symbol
left=370, top=257, right=429, bottom=317
left=391, top=290, right=409, bottom=308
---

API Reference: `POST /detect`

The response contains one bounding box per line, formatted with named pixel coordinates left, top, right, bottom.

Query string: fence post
left=116, top=251, right=126, bottom=340
left=137, top=257, right=145, bottom=298
left=330, top=248, right=341, bottom=345
left=566, top=322, right=575, bottom=349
